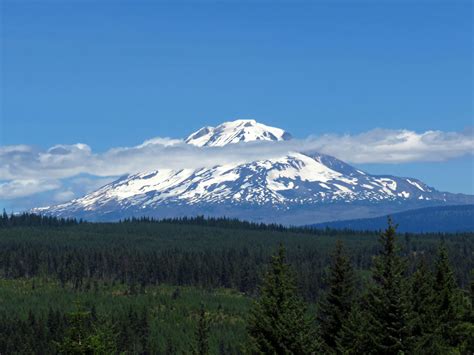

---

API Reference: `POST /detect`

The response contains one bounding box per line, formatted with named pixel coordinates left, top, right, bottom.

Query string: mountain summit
left=34, top=120, right=474, bottom=224
left=185, top=119, right=292, bottom=147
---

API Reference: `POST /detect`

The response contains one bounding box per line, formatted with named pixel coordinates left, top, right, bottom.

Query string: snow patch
left=406, top=178, right=425, bottom=191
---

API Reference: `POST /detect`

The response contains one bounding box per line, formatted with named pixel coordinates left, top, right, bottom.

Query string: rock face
left=34, top=119, right=474, bottom=224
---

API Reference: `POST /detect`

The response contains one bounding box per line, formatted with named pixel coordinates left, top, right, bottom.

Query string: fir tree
left=193, top=303, right=210, bottom=355
left=56, top=306, right=94, bottom=354
left=430, top=244, right=470, bottom=352
left=365, top=218, right=411, bottom=354
left=56, top=304, right=115, bottom=354
left=247, top=244, right=317, bottom=354
left=317, top=240, right=355, bottom=352
left=461, top=269, right=474, bottom=353
left=434, top=245, right=457, bottom=335
left=409, top=256, right=439, bottom=353
left=336, top=302, right=372, bottom=355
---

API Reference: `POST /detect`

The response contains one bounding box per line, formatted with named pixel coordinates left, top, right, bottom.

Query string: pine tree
left=56, top=306, right=94, bottom=354
left=247, top=244, right=317, bottom=354
left=431, top=244, right=470, bottom=352
left=409, top=245, right=472, bottom=354
left=434, top=245, right=457, bottom=334
left=336, top=302, right=372, bottom=355
left=317, top=240, right=355, bottom=352
left=192, top=303, right=210, bottom=355
left=365, top=218, right=411, bottom=354
left=461, top=269, right=474, bottom=352
left=409, top=256, right=439, bottom=353
left=56, top=304, right=115, bottom=354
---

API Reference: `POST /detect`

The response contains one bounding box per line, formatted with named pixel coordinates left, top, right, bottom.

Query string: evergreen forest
left=0, top=213, right=472, bottom=354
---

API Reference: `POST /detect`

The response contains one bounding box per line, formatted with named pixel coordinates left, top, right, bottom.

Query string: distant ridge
left=311, top=205, right=474, bottom=233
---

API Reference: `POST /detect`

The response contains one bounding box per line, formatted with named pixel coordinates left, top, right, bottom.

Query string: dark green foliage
left=364, top=218, right=411, bottom=354
left=428, top=244, right=472, bottom=353
left=434, top=245, right=459, bottom=333
left=406, top=245, right=473, bottom=354
left=56, top=304, right=116, bottom=354
left=409, top=257, right=437, bottom=353
left=193, top=304, right=211, bottom=355
left=336, top=303, right=372, bottom=354
left=0, top=211, right=78, bottom=227
left=0, top=218, right=472, bottom=300
left=317, top=240, right=355, bottom=352
left=0, top=217, right=472, bottom=353
left=0, top=280, right=250, bottom=354
left=247, top=245, right=317, bottom=354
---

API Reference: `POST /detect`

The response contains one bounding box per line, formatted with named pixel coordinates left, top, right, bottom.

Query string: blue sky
left=1, top=0, right=473, bottom=210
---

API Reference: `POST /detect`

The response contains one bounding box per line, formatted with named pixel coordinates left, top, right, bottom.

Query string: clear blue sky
left=1, top=0, right=473, bottom=197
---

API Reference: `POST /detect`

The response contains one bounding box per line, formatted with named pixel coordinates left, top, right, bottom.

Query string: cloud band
left=0, top=128, right=472, bottom=201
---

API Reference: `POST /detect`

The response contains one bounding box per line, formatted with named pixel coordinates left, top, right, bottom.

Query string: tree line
left=0, top=211, right=79, bottom=227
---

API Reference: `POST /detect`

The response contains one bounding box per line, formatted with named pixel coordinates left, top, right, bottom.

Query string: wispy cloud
left=0, top=128, right=472, bottom=202
left=302, top=128, right=474, bottom=164
left=0, top=179, right=61, bottom=199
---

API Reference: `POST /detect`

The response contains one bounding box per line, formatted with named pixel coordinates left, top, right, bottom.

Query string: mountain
left=33, top=119, right=474, bottom=224
left=185, top=119, right=292, bottom=147
left=311, top=205, right=474, bottom=233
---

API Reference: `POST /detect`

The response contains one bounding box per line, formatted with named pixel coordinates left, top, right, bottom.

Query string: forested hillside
left=0, top=214, right=472, bottom=353
left=313, top=204, right=474, bottom=233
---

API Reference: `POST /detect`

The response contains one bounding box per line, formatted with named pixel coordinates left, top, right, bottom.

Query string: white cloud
left=0, top=179, right=61, bottom=199
left=137, top=137, right=183, bottom=148
left=300, top=128, right=474, bottom=164
left=53, top=190, right=76, bottom=203
left=0, top=127, right=472, bottom=201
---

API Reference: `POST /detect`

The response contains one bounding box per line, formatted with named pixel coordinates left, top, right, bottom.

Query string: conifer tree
left=365, top=218, right=411, bottom=354
left=463, top=269, right=474, bottom=352
left=430, top=244, right=470, bottom=352
left=434, top=245, right=457, bottom=332
left=56, top=304, right=115, bottom=354
left=317, top=240, right=355, bottom=352
left=56, top=306, right=94, bottom=354
left=336, top=303, right=372, bottom=355
left=193, top=303, right=210, bottom=355
left=247, top=244, right=317, bottom=354
left=409, top=256, right=439, bottom=353
left=407, top=244, right=472, bottom=354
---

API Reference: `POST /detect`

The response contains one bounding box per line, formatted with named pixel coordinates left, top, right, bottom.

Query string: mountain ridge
left=311, top=204, right=474, bottom=232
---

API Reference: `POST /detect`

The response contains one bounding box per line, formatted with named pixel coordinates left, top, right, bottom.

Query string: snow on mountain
left=185, top=119, right=292, bottom=147
left=34, top=119, right=474, bottom=224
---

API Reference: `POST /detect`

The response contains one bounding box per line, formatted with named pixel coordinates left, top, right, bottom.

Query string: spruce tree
left=336, top=302, right=372, bottom=354
left=463, top=269, right=474, bottom=352
left=434, top=245, right=457, bottom=332
left=57, top=304, right=115, bottom=354
left=193, top=303, right=210, bottom=355
left=431, top=244, right=469, bottom=352
left=247, top=244, right=317, bottom=354
left=317, top=240, right=355, bottom=352
left=57, top=306, right=94, bottom=354
left=365, top=218, right=411, bottom=354
left=409, top=256, right=439, bottom=353
left=412, top=245, right=471, bottom=354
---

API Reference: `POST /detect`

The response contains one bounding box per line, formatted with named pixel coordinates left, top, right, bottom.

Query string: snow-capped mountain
left=185, top=119, right=292, bottom=147
left=34, top=120, right=474, bottom=224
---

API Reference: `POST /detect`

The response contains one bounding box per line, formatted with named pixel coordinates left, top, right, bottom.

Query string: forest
left=0, top=213, right=472, bottom=354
